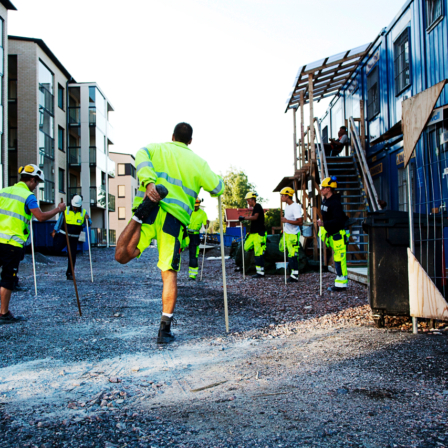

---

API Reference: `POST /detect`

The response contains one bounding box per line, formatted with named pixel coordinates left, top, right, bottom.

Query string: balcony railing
left=89, top=108, right=96, bottom=125
left=90, top=186, right=107, bottom=208
left=8, top=127, right=17, bottom=151
left=108, top=193, right=116, bottom=212
left=8, top=80, right=17, bottom=101
left=89, top=146, right=96, bottom=165
left=39, top=83, right=54, bottom=115
left=39, top=180, right=55, bottom=204
left=90, top=228, right=116, bottom=247
left=39, top=133, right=55, bottom=160
left=68, top=146, right=81, bottom=165
left=68, top=107, right=80, bottom=125
left=67, top=187, right=82, bottom=199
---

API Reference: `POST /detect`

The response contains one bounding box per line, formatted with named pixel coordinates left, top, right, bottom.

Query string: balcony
left=39, top=84, right=54, bottom=115
left=90, top=228, right=116, bottom=247
left=90, top=186, right=107, bottom=208
left=108, top=193, right=116, bottom=212
left=89, top=146, right=96, bottom=165
left=8, top=80, right=17, bottom=101
left=68, top=146, right=81, bottom=166
left=39, top=133, right=55, bottom=160
left=89, top=108, right=96, bottom=125
left=8, top=127, right=17, bottom=151
left=39, top=180, right=55, bottom=204
left=68, top=107, right=80, bottom=125
left=68, top=187, right=82, bottom=199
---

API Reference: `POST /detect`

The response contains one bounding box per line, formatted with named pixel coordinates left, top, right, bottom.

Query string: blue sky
left=9, top=0, right=406, bottom=218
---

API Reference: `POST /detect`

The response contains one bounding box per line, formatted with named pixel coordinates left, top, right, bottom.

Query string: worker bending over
left=0, top=165, right=66, bottom=323
left=52, top=194, right=91, bottom=280
left=187, top=198, right=209, bottom=281
left=239, top=192, right=266, bottom=279
left=279, top=187, right=303, bottom=283
left=317, top=177, right=349, bottom=292
left=115, top=123, right=224, bottom=344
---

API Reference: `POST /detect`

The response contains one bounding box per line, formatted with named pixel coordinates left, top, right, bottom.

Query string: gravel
left=1, top=246, right=448, bottom=447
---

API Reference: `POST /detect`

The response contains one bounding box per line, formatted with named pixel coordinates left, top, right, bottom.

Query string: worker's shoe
left=234, top=267, right=243, bottom=272
left=13, top=284, right=26, bottom=291
left=66, top=273, right=74, bottom=281
left=157, top=316, right=175, bottom=344
left=251, top=273, right=264, bottom=279
left=0, top=311, right=25, bottom=324
left=328, top=286, right=347, bottom=292
left=287, top=276, right=298, bottom=283
left=188, top=277, right=196, bottom=281
left=134, top=197, right=155, bottom=222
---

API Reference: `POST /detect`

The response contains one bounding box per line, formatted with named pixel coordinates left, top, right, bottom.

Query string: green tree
left=265, top=208, right=281, bottom=234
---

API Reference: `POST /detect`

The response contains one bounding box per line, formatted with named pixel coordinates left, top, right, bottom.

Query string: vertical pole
left=407, top=162, right=417, bottom=334
left=300, top=91, right=305, bottom=167
left=64, top=217, right=82, bottom=316
left=29, top=219, right=37, bottom=296
left=308, top=73, right=315, bottom=161
left=319, top=227, right=322, bottom=296
left=359, top=99, right=366, bottom=152
left=240, top=224, right=245, bottom=279
left=293, top=107, right=297, bottom=175
left=106, top=155, right=109, bottom=248
left=218, top=196, right=229, bottom=333
left=200, top=225, right=208, bottom=281
left=86, top=215, right=93, bottom=283
left=281, top=202, right=287, bottom=285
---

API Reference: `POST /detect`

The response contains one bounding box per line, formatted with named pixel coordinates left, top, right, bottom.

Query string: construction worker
left=239, top=192, right=266, bottom=279
left=115, top=123, right=224, bottom=344
left=317, top=176, right=349, bottom=292
left=0, top=164, right=66, bottom=323
left=52, top=194, right=91, bottom=280
left=187, top=198, right=209, bottom=281
left=279, top=187, right=303, bottom=283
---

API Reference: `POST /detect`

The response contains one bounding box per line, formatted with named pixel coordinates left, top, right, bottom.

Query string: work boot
left=234, top=267, right=242, bottom=272
left=251, top=273, right=264, bottom=279
left=157, top=315, right=175, bottom=344
left=328, top=286, right=347, bottom=292
left=67, top=273, right=74, bottom=281
left=0, top=311, right=25, bottom=324
left=188, top=277, right=196, bottom=281
left=287, top=276, right=298, bottom=283
left=13, top=284, right=26, bottom=291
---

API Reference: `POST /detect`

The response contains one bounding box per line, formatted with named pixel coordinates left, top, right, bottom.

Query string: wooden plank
left=309, top=74, right=315, bottom=161
left=301, top=50, right=367, bottom=76
left=403, top=80, right=447, bottom=167
left=408, top=248, right=448, bottom=321
left=292, top=108, right=297, bottom=174
left=300, top=91, right=305, bottom=167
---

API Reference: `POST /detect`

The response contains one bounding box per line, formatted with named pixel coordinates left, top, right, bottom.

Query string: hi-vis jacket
left=0, top=181, right=33, bottom=248
left=134, top=141, right=224, bottom=226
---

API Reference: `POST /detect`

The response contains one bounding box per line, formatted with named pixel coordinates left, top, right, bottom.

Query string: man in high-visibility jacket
left=0, top=164, right=66, bottom=323
left=279, top=187, right=303, bottom=283
left=52, top=194, right=91, bottom=280
left=187, top=198, right=209, bottom=281
left=115, top=123, right=224, bottom=344
left=317, top=176, right=349, bottom=292
left=239, top=192, right=266, bottom=279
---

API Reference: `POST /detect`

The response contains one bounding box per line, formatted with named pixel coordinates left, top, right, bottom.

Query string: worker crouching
left=187, top=198, right=209, bottom=281
left=317, top=177, right=349, bottom=292
left=52, top=195, right=91, bottom=280
left=279, top=187, right=303, bottom=283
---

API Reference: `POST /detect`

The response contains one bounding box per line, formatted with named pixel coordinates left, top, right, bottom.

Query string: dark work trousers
left=53, top=233, right=79, bottom=276
left=188, top=233, right=200, bottom=269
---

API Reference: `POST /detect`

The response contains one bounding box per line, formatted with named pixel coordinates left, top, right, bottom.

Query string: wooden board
left=408, top=248, right=448, bottom=321
left=402, top=80, right=447, bottom=167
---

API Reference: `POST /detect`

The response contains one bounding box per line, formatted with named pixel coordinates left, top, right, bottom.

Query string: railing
left=314, top=118, right=329, bottom=182
left=39, top=133, right=55, bottom=160
left=67, top=187, right=82, bottom=199
left=89, top=146, right=96, bottom=165
left=39, top=180, right=55, bottom=203
left=90, top=186, right=107, bottom=208
left=68, top=107, right=80, bottom=125
left=109, top=229, right=116, bottom=245
left=39, top=83, right=54, bottom=115
left=108, top=193, right=116, bottom=212
left=68, top=146, right=81, bottom=165
left=8, top=127, right=17, bottom=150
left=8, top=80, right=17, bottom=101
left=89, top=108, right=96, bottom=125
left=349, top=116, right=380, bottom=212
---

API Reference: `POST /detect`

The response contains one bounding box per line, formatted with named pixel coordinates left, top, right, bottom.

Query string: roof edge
left=0, top=0, right=17, bottom=11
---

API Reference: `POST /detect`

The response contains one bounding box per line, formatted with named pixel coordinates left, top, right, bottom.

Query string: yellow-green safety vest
left=188, top=208, right=207, bottom=233
left=65, top=207, right=86, bottom=226
left=0, top=181, right=34, bottom=248
left=134, top=141, right=224, bottom=227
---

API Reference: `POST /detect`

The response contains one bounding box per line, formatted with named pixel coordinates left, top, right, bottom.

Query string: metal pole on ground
left=29, top=219, right=37, bottom=296
left=64, top=218, right=82, bottom=317
left=282, top=203, right=287, bottom=285
left=319, top=229, right=323, bottom=296
left=86, top=216, right=93, bottom=283
left=200, top=225, right=209, bottom=282
left=240, top=224, right=245, bottom=280
left=218, top=196, right=229, bottom=333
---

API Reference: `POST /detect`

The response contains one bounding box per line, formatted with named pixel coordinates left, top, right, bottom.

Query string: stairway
left=325, top=155, right=369, bottom=265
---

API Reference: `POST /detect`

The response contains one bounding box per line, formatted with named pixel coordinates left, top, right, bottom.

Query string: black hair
left=340, top=126, right=347, bottom=131
left=20, top=174, right=35, bottom=182
left=173, top=122, right=193, bottom=144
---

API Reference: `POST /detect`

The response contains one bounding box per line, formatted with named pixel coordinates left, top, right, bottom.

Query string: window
left=118, top=207, right=126, bottom=220
left=394, top=29, right=411, bottom=95
left=426, top=0, right=443, bottom=29
left=58, top=84, right=64, bottom=110
left=58, top=126, right=64, bottom=152
left=117, top=163, right=136, bottom=177
left=118, top=163, right=125, bottom=175
left=398, top=166, right=414, bottom=211
left=322, top=125, right=328, bottom=144
left=367, top=66, right=380, bottom=120
left=118, top=185, right=125, bottom=197
left=58, top=168, right=65, bottom=193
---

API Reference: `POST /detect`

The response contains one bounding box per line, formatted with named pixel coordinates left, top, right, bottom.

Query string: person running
left=187, top=198, right=209, bottom=281
left=52, top=194, right=91, bottom=280
left=0, top=164, right=66, bottom=323
left=239, top=192, right=266, bottom=279
left=279, top=187, right=303, bottom=283
left=317, top=176, right=349, bottom=292
left=115, top=123, right=224, bottom=344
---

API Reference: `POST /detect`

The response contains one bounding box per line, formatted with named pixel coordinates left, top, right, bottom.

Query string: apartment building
left=7, top=36, right=116, bottom=246
left=0, top=0, right=16, bottom=187
left=109, top=152, right=138, bottom=240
